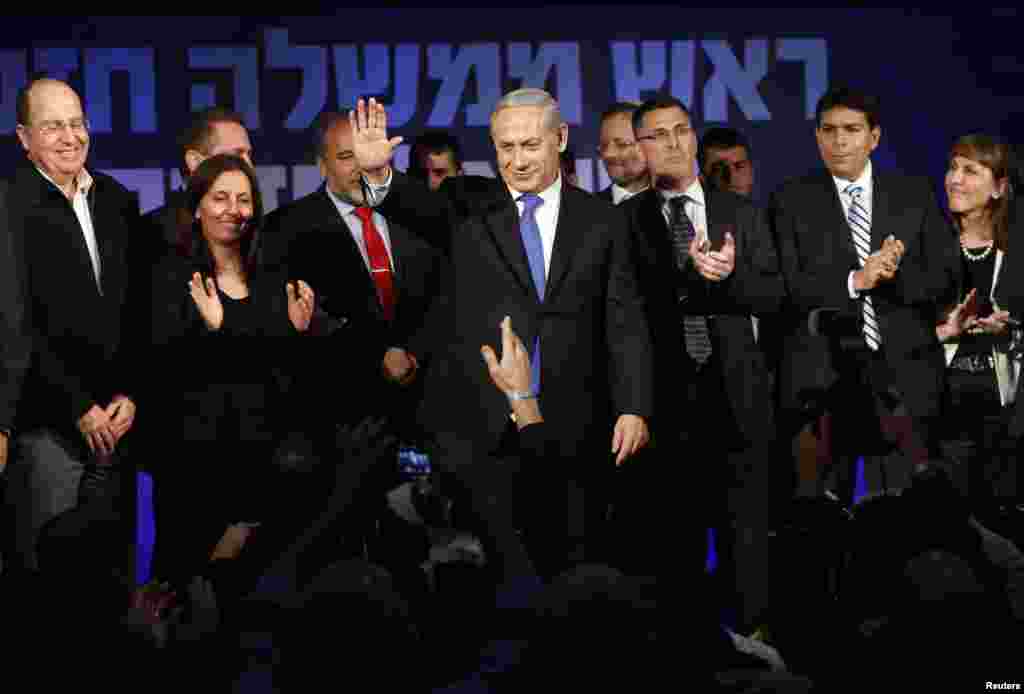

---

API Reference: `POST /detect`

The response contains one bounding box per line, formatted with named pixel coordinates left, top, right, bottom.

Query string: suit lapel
left=637, top=190, right=670, bottom=265
left=821, top=172, right=858, bottom=261
left=315, top=189, right=382, bottom=313
left=90, top=184, right=120, bottom=298
left=703, top=186, right=724, bottom=249
left=484, top=194, right=537, bottom=301
left=545, top=185, right=585, bottom=303
left=869, top=171, right=889, bottom=250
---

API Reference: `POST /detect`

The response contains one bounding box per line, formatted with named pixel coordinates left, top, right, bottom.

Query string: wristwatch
left=507, top=390, right=536, bottom=401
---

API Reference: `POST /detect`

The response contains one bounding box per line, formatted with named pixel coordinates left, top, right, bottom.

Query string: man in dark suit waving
left=262, top=112, right=440, bottom=434
left=620, top=96, right=784, bottom=618
left=350, top=89, right=653, bottom=572
left=772, top=86, right=958, bottom=502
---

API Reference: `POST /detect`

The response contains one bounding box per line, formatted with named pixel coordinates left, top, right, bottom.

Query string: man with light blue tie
left=348, top=89, right=654, bottom=575
left=772, top=86, right=959, bottom=504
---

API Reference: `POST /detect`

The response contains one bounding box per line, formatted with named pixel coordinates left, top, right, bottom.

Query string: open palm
left=350, top=97, right=404, bottom=175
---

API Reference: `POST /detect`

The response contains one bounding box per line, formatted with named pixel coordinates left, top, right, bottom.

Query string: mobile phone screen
left=397, top=446, right=431, bottom=479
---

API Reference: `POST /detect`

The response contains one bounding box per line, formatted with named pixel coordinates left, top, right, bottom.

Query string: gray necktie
left=668, top=196, right=713, bottom=366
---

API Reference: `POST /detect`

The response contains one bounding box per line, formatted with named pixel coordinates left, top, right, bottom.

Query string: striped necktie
left=668, top=196, right=713, bottom=366
left=845, top=184, right=881, bottom=351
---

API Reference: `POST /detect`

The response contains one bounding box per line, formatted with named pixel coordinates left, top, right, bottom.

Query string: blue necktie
left=518, top=193, right=545, bottom=395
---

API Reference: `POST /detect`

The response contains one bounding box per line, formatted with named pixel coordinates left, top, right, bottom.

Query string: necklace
left=961, top=240, right=994, bottom=262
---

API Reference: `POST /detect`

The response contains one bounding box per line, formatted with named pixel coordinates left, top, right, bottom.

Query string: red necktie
left=355, top=207, right=395, bottom=321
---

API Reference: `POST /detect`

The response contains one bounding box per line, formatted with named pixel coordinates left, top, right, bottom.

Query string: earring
left=993, top=192, right=1001, bottom=199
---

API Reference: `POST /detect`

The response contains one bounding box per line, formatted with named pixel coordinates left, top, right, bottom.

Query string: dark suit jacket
left=261, top=186, right=441, bottom=426
left=770, top=168, right=958, bottom=421
left=10, top=165, right=141, bottom=440
left=376, top=171, right=654, bottom=458
left=0, top=180, right=31, bottom=432
left=139, top=189, right=188, bottom=257
left=621, top=186, right=783, bottom=445
left=596, top=186, right=614, bottom=204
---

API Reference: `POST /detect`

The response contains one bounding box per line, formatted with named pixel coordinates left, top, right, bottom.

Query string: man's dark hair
left=407, top=130, right=464, bottom=181
left=631, top=95, right=692, bottom=133
left=313, top=110, right=352, bottom=161
left=182, top=153, right=263, bottom=275
left=178, top=107, right=247, bottom=179
left=698, top=127, right=752, bottom=171
left=815, top=86, right=881, bottom=130
left=599, top=101, right=641, bottom=127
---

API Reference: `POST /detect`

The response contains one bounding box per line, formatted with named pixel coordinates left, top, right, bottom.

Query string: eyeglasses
left=636, top=124, right=692, bottom=148
left=596, top=139, right=637, bottom=155
left=32, top=118, right=90, bottom=139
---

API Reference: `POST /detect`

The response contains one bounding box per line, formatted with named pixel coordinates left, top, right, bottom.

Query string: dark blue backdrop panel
left=1, top=9, right=1021, bottom=212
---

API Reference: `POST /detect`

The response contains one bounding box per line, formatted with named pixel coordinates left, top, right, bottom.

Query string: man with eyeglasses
left=595, top=102, right=649, bottom=205
left=3, top=78, right=141, bottom=573
left=617, top=96, right=785, bottom=622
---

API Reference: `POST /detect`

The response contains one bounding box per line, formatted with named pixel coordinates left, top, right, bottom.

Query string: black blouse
left=955, top=249, right=1000, bottom=358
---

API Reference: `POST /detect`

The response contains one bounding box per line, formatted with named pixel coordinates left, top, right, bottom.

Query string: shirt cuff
left=362, top=168, right=393, bottom=206
left=847, top=270, right=861, bottom=299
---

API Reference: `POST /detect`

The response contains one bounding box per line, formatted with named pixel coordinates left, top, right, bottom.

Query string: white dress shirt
left=611, top=183, right=647, bottom=206
left=659, top=177, right=708, bottom=246
left=834, top=160, right=874, bottom=299
left=36, top=166, right=102, bottom=293
left=326, top=187, right=396, bottom=272
left=509, top=175, right=562, bottom=276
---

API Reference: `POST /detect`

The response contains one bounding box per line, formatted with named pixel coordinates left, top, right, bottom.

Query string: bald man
left=4, top=78, right=141, bottom=571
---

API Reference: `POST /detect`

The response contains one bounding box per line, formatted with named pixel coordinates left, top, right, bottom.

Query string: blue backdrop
left=2, top=9, right=1021, bottom=212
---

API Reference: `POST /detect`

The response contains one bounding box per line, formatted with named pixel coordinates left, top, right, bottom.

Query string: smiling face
left=946, top=154, right=1007, bottom=221
left=491, top=104, right=567, bottom=194
left=815, top=106, right=880, bottom=181
left=197, top=170, right=253, bottom=248
left=16, top=80, right=89, bottom=189
left=598, top=112, right=647, bottom=189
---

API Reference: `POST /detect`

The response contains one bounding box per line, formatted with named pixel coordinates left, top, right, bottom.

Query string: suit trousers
left=3, top=428, right=124, bottom=572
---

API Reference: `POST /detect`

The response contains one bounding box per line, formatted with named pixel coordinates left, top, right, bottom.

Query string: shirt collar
left=35, top=165, right=93, bottom=199
left=326, top=186, right=363, bottom=217
left=660, top=177, right=705, bottom=207
left=508, top=173, right=562, bottom=207
left=832, top=159, right=872, bottom=197
left=611, top=183, right=647, bottom=205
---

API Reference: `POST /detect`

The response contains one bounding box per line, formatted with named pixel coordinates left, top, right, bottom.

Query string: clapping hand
left=350, top=97, right=404, bottom=182
left=937, top=289, right=978, bottom=342
left=689, top=232, right=736, bottom=282
left=189, top=272, right=223, bottom=331
left=975, top=309, right=1011, bottom=336
left=287, top=280, right=316, bottom=332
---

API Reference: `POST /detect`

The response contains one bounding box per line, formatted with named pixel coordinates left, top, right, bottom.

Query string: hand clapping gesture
left=936, top=288, right=978, bottom=342
left=689, top=232, right=736, bottom=282
left=287, top=280, right=315, bottom=332
left=189, top=272, right=223, bottom=331
left=349, top=97, right=404, bottom=181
